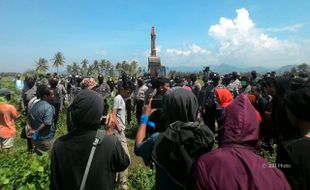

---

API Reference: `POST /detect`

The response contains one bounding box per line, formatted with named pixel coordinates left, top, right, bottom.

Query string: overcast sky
left=1, top=0, right=310, bottom=72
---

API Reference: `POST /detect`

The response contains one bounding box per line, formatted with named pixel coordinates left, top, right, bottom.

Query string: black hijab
left=163, top=88, right=199, bottom=125
left=68, top=89, right=104, bottom=130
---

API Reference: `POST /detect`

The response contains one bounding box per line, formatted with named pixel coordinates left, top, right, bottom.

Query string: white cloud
left=96, top=49, right=107, bottom=56
left=207, top=8, right=308, bottom=67
left=166, top=49, right=191, bottom=56
left=265, top=23, right=304, bottom=32
left=166, top=44, right=209, bottom=56
left=161, top=44, right=216, bottom=67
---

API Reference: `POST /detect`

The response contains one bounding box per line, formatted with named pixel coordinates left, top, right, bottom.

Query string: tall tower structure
left=151, top=26, right=157, bottom=56
left=148, top=26, right=161, bottom=77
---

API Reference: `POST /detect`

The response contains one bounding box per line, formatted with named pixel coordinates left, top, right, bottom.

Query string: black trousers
left=135, top=100, right=144, bottom=123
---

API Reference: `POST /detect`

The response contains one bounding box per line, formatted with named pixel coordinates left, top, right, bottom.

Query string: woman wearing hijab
left=51, top=89, right=130, bottom=190
left=190, top=94, right=290, bottom=190
left=135, top=88, right=214, bottom=190
left=214, top=88, right=233, bottom=125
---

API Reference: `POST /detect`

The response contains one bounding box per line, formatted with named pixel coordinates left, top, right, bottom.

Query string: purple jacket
left=190, top=94, right=290, bottom=190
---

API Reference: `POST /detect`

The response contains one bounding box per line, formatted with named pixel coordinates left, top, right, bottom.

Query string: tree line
left=34, top=52, right=144, bottom=77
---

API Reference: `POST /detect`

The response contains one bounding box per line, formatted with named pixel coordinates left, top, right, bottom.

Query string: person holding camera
left=135, top=88, right=214, bottom=189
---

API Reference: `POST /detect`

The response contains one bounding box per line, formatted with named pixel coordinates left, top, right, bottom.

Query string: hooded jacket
left=152, top=88, right=214, bottom=189
left=190, top=94, right=290, bottom=190
left=51, top=90, right=130, bottom=190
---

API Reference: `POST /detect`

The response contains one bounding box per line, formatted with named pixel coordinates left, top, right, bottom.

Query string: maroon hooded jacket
left=190, top=93, right=290, bottom=190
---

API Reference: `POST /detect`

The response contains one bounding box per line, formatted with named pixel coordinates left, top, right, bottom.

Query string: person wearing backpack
left=135, top=88, right=214, bottom=190
left=95, top=75, right=111, bottom=116
left=51, top=89, right=129, bottom=190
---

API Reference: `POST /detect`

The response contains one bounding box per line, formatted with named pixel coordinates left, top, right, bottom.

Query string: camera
left=151, top=97, right=163, bottom=109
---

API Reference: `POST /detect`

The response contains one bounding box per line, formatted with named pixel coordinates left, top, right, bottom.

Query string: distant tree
left=24, top=69, right=37, bottom=77
left=106, top=61, right=114, bottom=77
left=100, top=59, right=107, bottom=75
left=52, top=52, right=65, bottom=74
left=168, top=70, right=177, bottom=78
left=137, top=67, right=143, bottom=76
left=87, top=64, right=94, bottom=76
left=122, top=61, right=131, bottom=74
left=129, top=61, right=138, bottom=76
left=297, top=63, right=309, bottom=73
left=72, top=62, right=81, bottom=75
left=66, top=64, right=73, bottom=74
left=93, top=60, right=100, bottom=76
left=116, top=62, right=123, bottom=75
left=35, top=58, right=49, bottom=74
left=290, top=67, right=297, bottom=75
left=81, top=59, right=89, bottom=76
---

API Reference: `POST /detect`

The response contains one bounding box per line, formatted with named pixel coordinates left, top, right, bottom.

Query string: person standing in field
left=27, top=85, right=55, bottom=155
left=111, top=82, right=133, bottom=190
left=134, top=77, right=148, bottom=123
left=51, top=89, right=129, bottom=190
left=15, top=75, right=24, bottom=92
left=95, top=75, right=111, bottom=116
left=0, top=103, right=19, bottom=151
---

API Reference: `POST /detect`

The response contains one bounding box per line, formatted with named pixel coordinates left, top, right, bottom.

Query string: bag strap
left=79, top=127, right=106, bottom=190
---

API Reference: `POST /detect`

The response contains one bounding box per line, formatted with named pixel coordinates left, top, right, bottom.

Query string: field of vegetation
left=0, top=76, right=276, bottom=190
left=0, top=76, right=155, bottom=190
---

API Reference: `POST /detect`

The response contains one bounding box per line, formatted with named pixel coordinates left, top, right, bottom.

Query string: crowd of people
left=0, top=69, right=309, bottom=189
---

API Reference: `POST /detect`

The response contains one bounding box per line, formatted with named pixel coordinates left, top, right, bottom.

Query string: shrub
left=0, top=152, right=50, bottom=190
left=128, top=166, right=155, bottom=190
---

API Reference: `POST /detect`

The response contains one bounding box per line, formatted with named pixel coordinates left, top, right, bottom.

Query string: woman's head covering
left=163, top=88, right=198, bottom=125
left=215, top=88, right=233, bottom=108
left=80, top=78, right=97, bottom=90
left=248, top=94, right=256, bottom=105
left=219, top=93, right=259, bottom=147
left=68, top=89, right=103, bottom=129
left=284, top=88, right=310, bottom=122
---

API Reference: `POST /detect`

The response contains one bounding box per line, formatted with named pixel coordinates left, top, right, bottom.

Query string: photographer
left=135, top=88, right=214, bottom=189
left=147, top=78, right=171, bottom=134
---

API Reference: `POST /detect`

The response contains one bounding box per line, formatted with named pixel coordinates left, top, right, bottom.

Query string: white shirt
left=16, top=79, right=24, bottom=91
left=135, top=85, right=148, bottom=101
left=113, top=94, right=126, bottom=130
